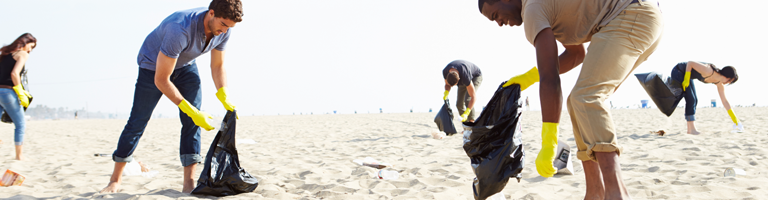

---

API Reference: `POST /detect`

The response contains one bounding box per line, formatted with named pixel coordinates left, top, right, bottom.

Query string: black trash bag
left=1, top=96, right=32, bottom=124
left=434, top=99, right=458, bottom=135
left=191, top=110, right=259, bottom=196
left=635, top=72, right=683, bottom=116
left=462, top=82, right=524, bottom=200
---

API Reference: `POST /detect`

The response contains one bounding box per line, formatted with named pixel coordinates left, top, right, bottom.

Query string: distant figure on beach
left=525, top=96, right=530, bottom=111
left=671, top=61, right=741, bottom=135
left=0, top=33, right=36, bottom=161
left=101, top=0, right=242, bottom=193
left=75, top=111, right=78, bottom=119
left=478, top=0, right=662, bottom=198
left=442, top=60, right=482, bottom=122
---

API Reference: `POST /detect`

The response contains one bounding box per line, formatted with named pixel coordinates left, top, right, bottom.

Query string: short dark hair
left=478, top=0, right=501, bottom=13
left=719, top=66, right=738, bottom=84
left=209, top=0, right=243, bottom=22
left=447, top=71, right=460, bottom=86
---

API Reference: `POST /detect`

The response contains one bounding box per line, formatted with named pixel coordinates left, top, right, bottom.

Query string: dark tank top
left=0, top=54, right=23, bottom=86
left=674, top=62, right=716, bottom=83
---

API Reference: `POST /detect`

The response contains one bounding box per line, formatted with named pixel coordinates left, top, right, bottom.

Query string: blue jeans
left=671, top=64, right=696, bottom=121
left=0, top=88, right=25, bottom=145
left=113, top=64, right=203, bottom=166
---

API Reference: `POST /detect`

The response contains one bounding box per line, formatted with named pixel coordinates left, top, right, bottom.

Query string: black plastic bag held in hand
left=462, top=82, right=524, bottom=200
left=191, top=110, right=259, bottom=196
left=434, top=99, right=458, bottom=135
left=635, top=72, right=683, bottom=116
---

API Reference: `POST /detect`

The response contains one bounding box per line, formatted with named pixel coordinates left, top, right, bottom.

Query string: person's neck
left=203, top=12, right=213, bottom=39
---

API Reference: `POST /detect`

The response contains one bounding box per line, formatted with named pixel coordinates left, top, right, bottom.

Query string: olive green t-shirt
left=522, top=0, right=632, bottom=45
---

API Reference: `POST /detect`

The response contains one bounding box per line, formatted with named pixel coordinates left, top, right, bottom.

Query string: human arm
left=11, top=51, right=32, bottom=107
left=155, top=51, right=215, bottom=130
left=211, top=49, right=236, bottom=111
left=461, top=83, right=477, bottom=121
left=558, top=44, right=585, bottom=74
left=716, top=83, right=739, bottom=125
left=532, top=28, right=562, bottom=177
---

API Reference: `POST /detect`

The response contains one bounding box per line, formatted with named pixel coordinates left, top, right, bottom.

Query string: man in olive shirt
left=478, top=0, right=663, bottom=199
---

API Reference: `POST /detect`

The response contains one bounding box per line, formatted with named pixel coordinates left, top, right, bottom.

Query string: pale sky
left=1, top=0, right=766, bottom=118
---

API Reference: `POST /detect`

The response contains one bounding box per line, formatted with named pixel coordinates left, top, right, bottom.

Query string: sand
left=0, top=107, right=766, bottom=199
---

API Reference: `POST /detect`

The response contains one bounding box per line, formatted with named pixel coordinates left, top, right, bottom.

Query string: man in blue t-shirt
left=101, top=0, right=243, bottom=194
left=442, top=60, right=483, bottom=122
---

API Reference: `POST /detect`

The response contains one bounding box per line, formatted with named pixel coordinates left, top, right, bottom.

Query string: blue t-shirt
left=442, top=60, right=482, bottom=87
left=137, top=7, right=232, bottom=71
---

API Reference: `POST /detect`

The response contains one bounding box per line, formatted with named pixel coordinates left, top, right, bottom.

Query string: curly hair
left=209, top=0, right=243, bottom=22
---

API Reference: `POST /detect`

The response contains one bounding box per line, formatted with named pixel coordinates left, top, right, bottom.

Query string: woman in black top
left=0, top=33, right=36, bottom=160
left=670, top=61, right=740, bottom=135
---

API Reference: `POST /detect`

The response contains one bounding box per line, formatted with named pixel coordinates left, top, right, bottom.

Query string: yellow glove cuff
left=541, top=122, right=558, bottom=146
left=727, top=109, right=739, bottom=124
left=682, top=71, right=691, bottom=91
left=461, top=108, right=471, bottom=122
left=12, top=85, right=24, bottom=95
left=178, top=99, right=198, bottom=115
left=443, top=90, right=449, bottom=100
left=502, top=66, right=540, bottom=90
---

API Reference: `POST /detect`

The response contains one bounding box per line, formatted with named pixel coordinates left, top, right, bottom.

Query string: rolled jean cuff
left=181, top=154, right=203, bottom=167
left=113, top=154, right=134, bottom=163
left=14, top=142, right=22, bottom=146
left=576, top=143, right=623, bottom=161
left=685, top=115, right=695, bottom=121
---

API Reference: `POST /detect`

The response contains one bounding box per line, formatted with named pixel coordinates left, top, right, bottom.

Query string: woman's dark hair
left=209, top=0, right=243, bottom=22
left=719, top=66, right=738, bottom=84
left=0, top=33, right=37, bottom=56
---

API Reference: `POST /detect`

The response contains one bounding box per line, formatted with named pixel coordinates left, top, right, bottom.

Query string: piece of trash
left=0, top=169, right=25, bottom=187
left=431, top=131, right=446, bottom=139
left=94, top=153, right=111, bottom=157
left=377, top=170, right=399, bottom=180
left=352, top=157, right=391, bottom=169
left=553, top=139, right=574, bottom=175
left=487, top=192, right=507, bottom=200
left=731, top=122, right=745, bottom=133
left=237, top=139, right=258, bottom=144
left=724, top=168, right=746, bottom=177
left=122, top=161, right=158, bottom=178
left=650, top=130, right=665, bottom=136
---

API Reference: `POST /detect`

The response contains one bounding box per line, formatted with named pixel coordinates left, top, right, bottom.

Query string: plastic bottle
left=378, top=170, right=399, bottom=180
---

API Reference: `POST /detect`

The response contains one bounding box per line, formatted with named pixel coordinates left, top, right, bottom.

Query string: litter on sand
left=352, top=157, right=391, bottom=169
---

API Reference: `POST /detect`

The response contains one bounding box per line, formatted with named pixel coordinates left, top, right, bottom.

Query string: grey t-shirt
left=442, top=60, right=482, bottom=87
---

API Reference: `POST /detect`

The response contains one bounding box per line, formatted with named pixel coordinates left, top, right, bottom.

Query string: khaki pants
left=568, top=1, right=663, bottom=161
left=456, top=75, right=482, bottom=122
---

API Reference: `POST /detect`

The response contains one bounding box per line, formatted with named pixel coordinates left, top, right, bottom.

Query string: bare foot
left=100, top=181, right=121, bottom=193
left=688, top=130, right=700, bottom=135
left=182, top=179, right=195, bottom=193
left=14, top=156, right=23, bottom=161
left=138, top=161, right=150, bottom=172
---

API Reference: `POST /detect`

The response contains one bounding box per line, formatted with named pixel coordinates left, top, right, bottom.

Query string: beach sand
left=0, top=107, right=766, bottom=199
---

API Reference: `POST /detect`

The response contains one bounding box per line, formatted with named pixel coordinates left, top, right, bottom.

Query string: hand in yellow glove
left=727, top=109, right=739, bottom=124
left=535, top=122, right=558, bottom=177
left=178, top=99, right=215, bottom=131
left=443, top=90, right=449, bottom=100
left=216, top=87, right=236, bottom=111
left=12, top=85, right=31, bottom=108
left=502, top=67, right=539, bottom=91
left=461, top=108, right=471, bottom=122
left=682, top=71, right=691, bottom=91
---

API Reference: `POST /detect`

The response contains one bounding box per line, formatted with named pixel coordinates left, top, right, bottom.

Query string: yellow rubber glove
left=502, top=67, right=539, bottom=91
left=216, top=87, right=236, bottom=111
left=12, top=85, right=30, bottom=108
left=461, top=108, right=471, bottom=122
left=536, top=122, right=558, bottom=177
left=443, top=90, right=449, bottom=100
left=727, top=109, right=739, bottom=124
left=178, top=99, right=215, bottom=131
left=682, top=71, right=691, bottom=91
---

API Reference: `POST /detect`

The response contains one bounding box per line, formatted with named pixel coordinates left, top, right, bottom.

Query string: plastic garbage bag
left=635, top=72, right=683, bottom=116
left=191, top=110, right=259, bottom=196
left=434, top=99, right=458, bottom=135
left=462, top=82, right=525, bottom=200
